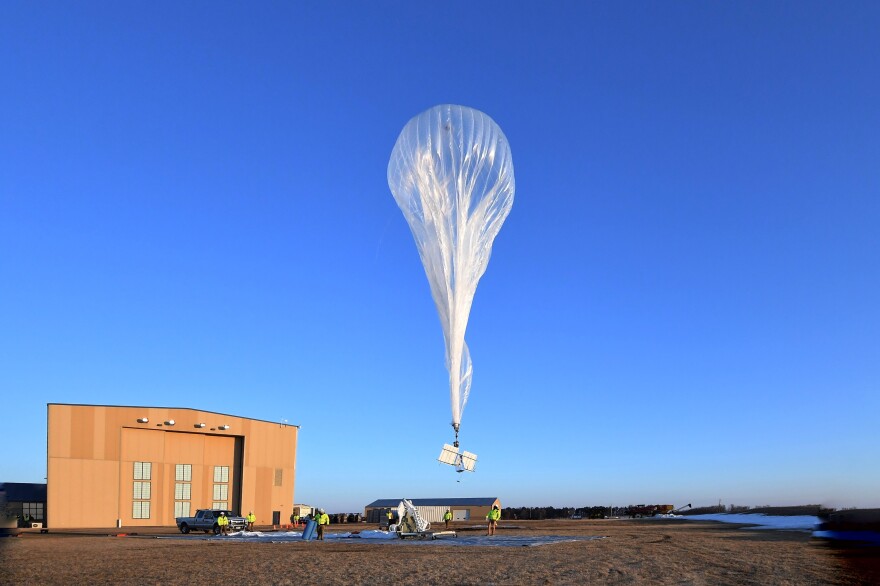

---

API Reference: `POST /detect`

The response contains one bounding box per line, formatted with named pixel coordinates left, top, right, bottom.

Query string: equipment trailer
left=394, top=499, right=458, bottom=540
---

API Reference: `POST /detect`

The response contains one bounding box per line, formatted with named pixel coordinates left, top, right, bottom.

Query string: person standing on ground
left=217, top=511, right=229, bottom=535
left=444, top=509, right=453, bottom=529
left=317, top=508, right=330, bottom=540
left=487, top=505, right=501, bottom=536
left=246, top=511, right=256, bottom=531
left=386, top=509, right=394, bottom=529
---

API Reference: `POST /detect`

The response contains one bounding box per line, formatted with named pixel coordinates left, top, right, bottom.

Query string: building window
left=174, top=501, right=191, bottom=518
left=134, top=461, right=152, bottom=480
left=133, top=481, right=151, bottom=500
left=22, top=502, right=44, bottom=520
left=213, top=466, right=229, bottom=483
left=274, top=468, right=283, bottom=487
left=174, top=483, right=191, bottom=500
left=212, top=484, right=228, bottom=501
left=133, top=461, right=151, bottom=519
left=212, top=465, right=229, bottom=509
left=175, top=464, right=192, bottom=482
left=175, top=463, right=192, bottom=519
left=132, top=501, right=151, bottom=519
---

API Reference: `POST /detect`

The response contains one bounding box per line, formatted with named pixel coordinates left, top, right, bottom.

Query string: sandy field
left=1, top=518, right=878, bottom=585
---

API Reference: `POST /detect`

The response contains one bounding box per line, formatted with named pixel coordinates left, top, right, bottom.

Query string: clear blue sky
left=2, top=1, right=878, bottom=512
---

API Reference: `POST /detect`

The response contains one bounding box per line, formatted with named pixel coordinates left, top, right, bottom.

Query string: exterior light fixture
left=194, top=423, right=206, bottom=428
left=218, top=425, right=230, bottom=430
left=136, top=418, right=149, bottom=424
left=164, top=419, right=176, bottom=426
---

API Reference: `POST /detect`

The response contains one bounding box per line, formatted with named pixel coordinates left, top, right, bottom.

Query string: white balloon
left=388, top=105, right=515, bottom=432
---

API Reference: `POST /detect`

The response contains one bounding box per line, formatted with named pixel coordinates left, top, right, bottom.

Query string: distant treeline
left=502, top=506, right=630, bottom=520
left=324, top=504, right=837, bottom=521
left=500, top=504, right=835, bottom=520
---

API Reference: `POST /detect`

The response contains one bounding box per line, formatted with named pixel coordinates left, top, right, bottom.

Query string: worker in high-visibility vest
left=317, top=509, right=330, bottom=540
left=246, top=511, right=256, bottom=531
left=386, top=509, right=393, bottom=529
left=217, top=511, right=229, bottom=535
left=443, top=509, right=453, bottom=529
left=487, top=505, right=501, bottom=536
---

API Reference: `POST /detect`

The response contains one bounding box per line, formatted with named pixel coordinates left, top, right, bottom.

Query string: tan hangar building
left=47, top=403, right=298, bottom=529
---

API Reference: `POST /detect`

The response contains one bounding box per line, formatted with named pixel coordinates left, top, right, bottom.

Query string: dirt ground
left=1, top=518, right=878, bottom=585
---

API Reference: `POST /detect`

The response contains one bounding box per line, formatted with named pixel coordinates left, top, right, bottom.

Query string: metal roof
left=365, top=497, right=498, bottom=508
left=0, top=482, right=47, bottom=502
left=47, top=403, right=300, bottom=428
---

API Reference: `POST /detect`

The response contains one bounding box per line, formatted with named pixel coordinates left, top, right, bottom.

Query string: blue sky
left=1, top=1, right=878, bottom=512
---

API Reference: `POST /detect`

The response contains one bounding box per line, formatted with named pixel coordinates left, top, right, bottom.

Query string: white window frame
left=175, top=464, right=192, bottom=482
left=134, top=461, right=152, bottom=480
left=212, top=484, right=228, bottom=501
left=174, top=501, right=191, bottom=518
left=132, top=501, right=151, bottom=519
left=133, top=481, right=151, bottom=500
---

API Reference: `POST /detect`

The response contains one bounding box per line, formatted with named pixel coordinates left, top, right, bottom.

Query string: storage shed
left=0, top=482, right=47, bottom=527
left=364, top=497, right=501, bottom=524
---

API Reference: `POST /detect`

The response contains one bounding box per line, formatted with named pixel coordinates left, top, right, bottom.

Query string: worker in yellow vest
left=386, top=509, right=393, bottom=529
left=217, top=511, right=229, bottom=535
left=443, top=509, right=453, bottom=529
left=487, top=505, right=501, bottom=536
left=317, top=509, right=330, bottom=540
left=246, top=511, right=256, bottom=531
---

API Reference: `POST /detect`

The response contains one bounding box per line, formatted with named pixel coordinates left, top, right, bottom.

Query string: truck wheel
left=180, top=524, right=190, bottom=534
left=213, top=524, right=221, bottom=535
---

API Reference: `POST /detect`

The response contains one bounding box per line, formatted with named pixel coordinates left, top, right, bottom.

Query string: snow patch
left=684, top=513, right=819, bottom=530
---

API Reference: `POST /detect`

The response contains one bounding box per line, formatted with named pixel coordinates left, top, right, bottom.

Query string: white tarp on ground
left=158, top=530, right=390, bottom=541
left=159, top=530, right=604, bottom=547
left=383, top=535, right=604, bottom=547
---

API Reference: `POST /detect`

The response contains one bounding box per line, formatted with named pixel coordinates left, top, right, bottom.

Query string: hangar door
left=121, top=429, right=240, bottom=525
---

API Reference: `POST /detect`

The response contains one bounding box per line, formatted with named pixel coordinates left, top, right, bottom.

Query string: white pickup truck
left=176, top=509, right=247, bottom=534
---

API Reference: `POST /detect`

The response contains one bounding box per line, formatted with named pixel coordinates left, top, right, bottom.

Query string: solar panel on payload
left=438, top=444, right=459, bottom=465
left=459, top=451, right=477, bottom=471
left=438, top=444, right=477, bottom=472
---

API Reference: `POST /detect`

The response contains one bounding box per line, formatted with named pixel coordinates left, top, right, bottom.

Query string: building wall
left=446, top=505, right=496, bottom=521
left=415, top=506, right=454, bottom=523
left=47, top=404, right=297, bottom=529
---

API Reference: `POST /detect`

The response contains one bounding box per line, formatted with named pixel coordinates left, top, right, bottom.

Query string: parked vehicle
left=176, top=509, right=247, bottom=534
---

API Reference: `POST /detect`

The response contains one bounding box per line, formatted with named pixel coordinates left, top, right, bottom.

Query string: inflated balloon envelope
left=388, top=104, right=515, bottom=471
